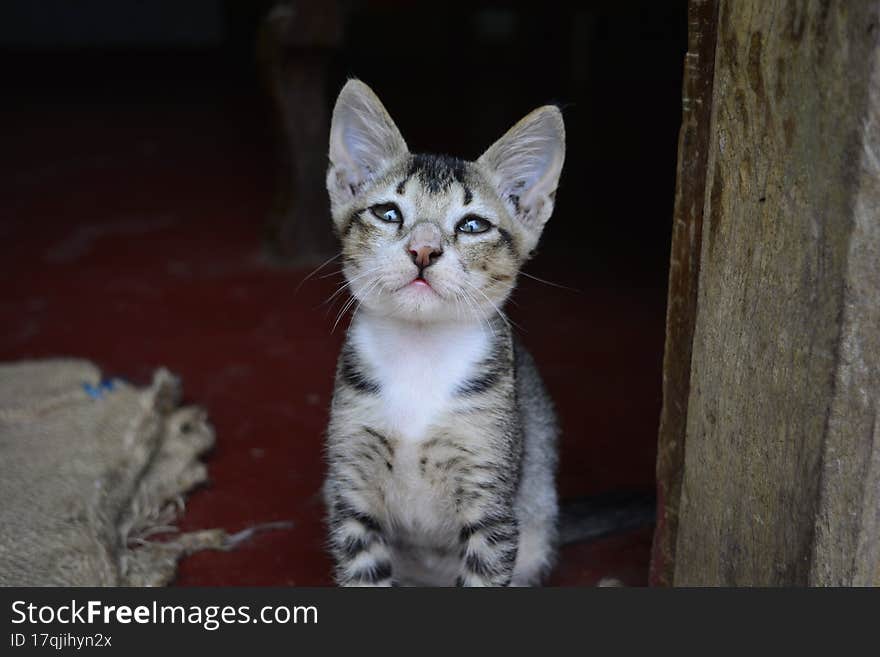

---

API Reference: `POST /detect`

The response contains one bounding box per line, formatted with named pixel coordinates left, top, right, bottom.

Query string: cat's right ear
left=327, top=80, right=408, bottom=208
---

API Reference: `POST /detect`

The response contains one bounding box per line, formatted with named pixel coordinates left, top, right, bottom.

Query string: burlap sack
left=0, top=359, right=225, bottom=586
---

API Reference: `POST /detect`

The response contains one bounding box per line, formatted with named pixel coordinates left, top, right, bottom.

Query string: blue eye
left=455, top=215, right=492, bottom=234
left=369, top=203, right=403, bottom=223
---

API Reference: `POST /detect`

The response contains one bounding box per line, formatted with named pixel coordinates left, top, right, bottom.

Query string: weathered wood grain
left=673, top=0, right=880, bottom=586
left=650, top=0, right=720, bottom=587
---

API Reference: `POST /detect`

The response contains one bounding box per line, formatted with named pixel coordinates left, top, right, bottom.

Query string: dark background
left=0, top=1, right=686, bottom=585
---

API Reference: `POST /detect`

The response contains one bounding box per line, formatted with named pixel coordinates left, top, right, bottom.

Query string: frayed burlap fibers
left=0, top=359, right=227, bottom=586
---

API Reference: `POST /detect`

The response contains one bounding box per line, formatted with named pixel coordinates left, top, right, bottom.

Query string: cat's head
left=326, top=79, right=565, bottom=325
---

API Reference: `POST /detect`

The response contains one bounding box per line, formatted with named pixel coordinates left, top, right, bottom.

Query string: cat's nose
left=407, top=222, right=443, bottom=269
left=409, top=245, right=443, bottom=269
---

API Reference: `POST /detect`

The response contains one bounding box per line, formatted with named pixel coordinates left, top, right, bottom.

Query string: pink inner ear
left=328, top=85, right=408, bottom=195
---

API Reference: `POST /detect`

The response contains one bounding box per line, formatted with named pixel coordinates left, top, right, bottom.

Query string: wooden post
left=669, top=0, right=880, bottom=586
left=259, top=1, right=342, bottom=265
left=650, top=0, right=719, bottom=587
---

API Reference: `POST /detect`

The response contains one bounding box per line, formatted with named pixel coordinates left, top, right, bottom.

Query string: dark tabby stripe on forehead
left=408, top=153, right=468, bottom=194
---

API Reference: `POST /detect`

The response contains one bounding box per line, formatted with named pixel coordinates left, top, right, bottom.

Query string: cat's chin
left=360, top=294, right=481, bottom=325
left=355, top=278, right=502, bottom=325
left=379, top=297, right=450, bottom=323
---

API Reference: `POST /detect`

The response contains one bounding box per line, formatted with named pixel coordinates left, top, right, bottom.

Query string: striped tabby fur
left=323, top=80, right=565, bottom=586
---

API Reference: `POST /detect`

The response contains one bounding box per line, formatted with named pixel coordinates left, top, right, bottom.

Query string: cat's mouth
left=398, top=276, right=440, bottom=296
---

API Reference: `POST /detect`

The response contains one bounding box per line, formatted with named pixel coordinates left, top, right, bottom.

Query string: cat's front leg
left=456, top=511, right=520, bottom=587
left=327, top=495, right=394, bottom=587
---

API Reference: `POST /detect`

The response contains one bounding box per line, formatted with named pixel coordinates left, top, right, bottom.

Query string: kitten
left=322, top=80, right=565, bottom=586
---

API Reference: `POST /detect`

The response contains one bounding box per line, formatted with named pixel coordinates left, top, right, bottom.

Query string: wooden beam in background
left=259, top=1, right=342, bottom=266
left=650, top=0, right=719, bottom=587
left=674, top=0, right=880, bottom=586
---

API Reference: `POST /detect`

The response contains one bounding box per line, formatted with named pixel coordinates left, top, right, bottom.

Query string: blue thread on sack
left=83, top=378, right=121, bottom=399
left=82, top=382, right=101, bottom=399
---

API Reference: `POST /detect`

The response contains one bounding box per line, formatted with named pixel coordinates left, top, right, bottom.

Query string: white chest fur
left=350, top=314, right=491, bottom=443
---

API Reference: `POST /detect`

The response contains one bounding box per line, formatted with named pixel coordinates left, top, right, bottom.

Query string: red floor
left=1, top=89, right=666, bottom=586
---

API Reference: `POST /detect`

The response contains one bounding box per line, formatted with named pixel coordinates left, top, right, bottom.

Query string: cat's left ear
left=477, top=106, right=565, bottom=247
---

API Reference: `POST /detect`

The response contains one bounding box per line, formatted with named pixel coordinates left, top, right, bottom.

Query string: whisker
left=332, top=294, right=360, bottom=333
left=318, top=268, right=349, bottom=280
left=519, top=271, right=581, bottom=293
left=324, top=265, right=384, bottom=306
left=294, top=253, right=342, bottom=294
left=350, top=277, right=384, bottom=324
left=332, top=276, right=383, bottom=333
left=458, top=285, right=495, bottom=338
left=461, top=278, right=522, bottom=334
